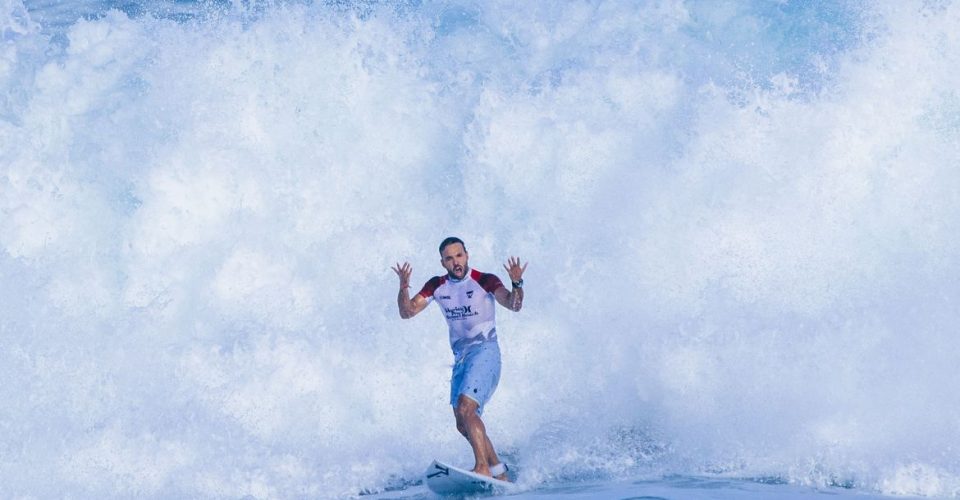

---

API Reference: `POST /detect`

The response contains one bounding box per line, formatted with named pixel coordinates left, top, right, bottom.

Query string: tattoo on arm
left=510, top=287, right=523, bottom=311
left=398, top=288, right=413, bottom=319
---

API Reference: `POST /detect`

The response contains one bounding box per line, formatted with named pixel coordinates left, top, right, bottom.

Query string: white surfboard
left=424, top=459, right=516, bottom=496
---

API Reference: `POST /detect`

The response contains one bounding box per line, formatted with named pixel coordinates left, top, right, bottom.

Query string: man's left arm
left=494, top=256, right=527, bottom=312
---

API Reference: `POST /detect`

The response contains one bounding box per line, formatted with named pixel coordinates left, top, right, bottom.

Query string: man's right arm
left=398, top=288, right=429, bottom=319
left=392, top=261, right=430, bottom=319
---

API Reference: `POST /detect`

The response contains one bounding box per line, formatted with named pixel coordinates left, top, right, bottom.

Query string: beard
left=449, top=264, right=466, bottom=278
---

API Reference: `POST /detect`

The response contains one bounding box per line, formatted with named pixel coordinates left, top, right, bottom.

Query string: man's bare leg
left=453, top=395, right=508, bottom=480
left=484, top=434, right=509, bottom=481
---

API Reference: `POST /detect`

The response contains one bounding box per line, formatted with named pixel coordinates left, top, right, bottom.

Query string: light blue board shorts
left=450, top=341, right=501, bottom=415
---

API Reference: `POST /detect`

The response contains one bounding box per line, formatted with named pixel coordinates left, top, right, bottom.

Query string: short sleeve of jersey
left=416, top=276, right=443, bottom=301
left=477, top=272, right=505, bottom=294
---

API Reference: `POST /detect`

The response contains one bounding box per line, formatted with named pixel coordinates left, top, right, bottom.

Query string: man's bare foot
left=489, top=463, right=509, bottom=482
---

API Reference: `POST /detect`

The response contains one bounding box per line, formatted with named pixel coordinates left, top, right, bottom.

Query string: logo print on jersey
left=444, top=305, right=478, bottom=320
left=466, top=290, right=474, bottom=298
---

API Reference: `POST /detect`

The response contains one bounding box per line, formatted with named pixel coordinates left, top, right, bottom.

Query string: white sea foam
left=2, top=0, right=959, bottom=497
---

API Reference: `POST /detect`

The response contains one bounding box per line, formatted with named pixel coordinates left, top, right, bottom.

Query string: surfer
left=392, top=237, right=526, bottom=481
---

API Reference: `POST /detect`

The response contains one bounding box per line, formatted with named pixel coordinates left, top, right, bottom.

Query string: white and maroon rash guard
left=416, top=268, right=505, bottom=356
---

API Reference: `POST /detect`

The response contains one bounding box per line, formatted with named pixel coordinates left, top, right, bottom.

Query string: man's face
left=440, top=243, right=469, bottom=280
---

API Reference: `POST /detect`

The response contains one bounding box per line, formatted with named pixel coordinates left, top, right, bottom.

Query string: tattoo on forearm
left=511, top=288, right=523, bottom=311
left=398, top=288, right=412, bottom=318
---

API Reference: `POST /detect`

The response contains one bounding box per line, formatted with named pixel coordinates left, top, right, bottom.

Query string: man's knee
left=454, top=395, right=482, bottom=433
left=455, top=395, right=479, bottom=419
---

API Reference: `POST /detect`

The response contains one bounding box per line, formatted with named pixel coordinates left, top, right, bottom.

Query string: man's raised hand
left=503, top=256, right=527, bottom=283
left=392, top=262, right=412, bottom=289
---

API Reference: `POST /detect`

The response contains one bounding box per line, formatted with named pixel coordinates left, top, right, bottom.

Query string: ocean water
left=2, top=0, right=959, bottom=498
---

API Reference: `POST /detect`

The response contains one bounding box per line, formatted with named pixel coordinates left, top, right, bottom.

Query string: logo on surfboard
left=427, top=463, right=449, bottom=479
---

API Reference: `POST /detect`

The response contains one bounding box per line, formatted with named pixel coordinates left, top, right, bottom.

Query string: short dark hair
left=439, top=236, right=466, bottom=255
